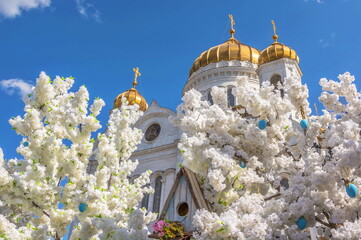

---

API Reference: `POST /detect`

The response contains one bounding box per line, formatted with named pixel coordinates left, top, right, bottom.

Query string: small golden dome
left=189, top=37, right=260, bottom=77
left=113, top=87, right=148, bottom=111
left=259, top=42, right=299, bottom=65
left=113, top=67, right=148, bottom=111
left=259, top=20, right=300, bottom=65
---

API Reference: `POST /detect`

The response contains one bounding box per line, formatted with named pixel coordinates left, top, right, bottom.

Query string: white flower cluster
left=0, top=72, right=156, bottom=240
left=173, top=73, right=361, bottom=239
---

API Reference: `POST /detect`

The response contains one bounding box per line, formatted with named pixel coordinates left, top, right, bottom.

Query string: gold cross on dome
left=229, top=14, right=235, bottom=29
left=132, top=67, right=141, bottom=87
left=228, top=14, right=236, bottom=38
left=271, top=20, right=278, bottom=42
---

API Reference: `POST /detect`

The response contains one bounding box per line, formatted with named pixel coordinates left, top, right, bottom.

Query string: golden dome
left=113, top=87, right=148, bottom=111
left=189, top=37, right=260, bottom=77
left=189, top=15, right=260, bottom=77
left=259, top=20, right=300, bottom=65
left=259, top=42, right=299, bottom=65
left=113, top=67, right=148, bottom=111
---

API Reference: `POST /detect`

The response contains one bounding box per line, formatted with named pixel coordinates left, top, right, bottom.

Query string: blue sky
left=1, top=0, right=361, bottom=160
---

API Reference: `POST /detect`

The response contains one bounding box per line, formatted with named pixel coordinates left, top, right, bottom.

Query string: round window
left=145, top=123, right=161, bottom=142
left=280, top=178, right=289, bottom=189
left=177, top=202, right=189, bottom=216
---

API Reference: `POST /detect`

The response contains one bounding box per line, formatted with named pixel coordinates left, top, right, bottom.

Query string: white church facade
left=90, top=17, right=303, bottom=234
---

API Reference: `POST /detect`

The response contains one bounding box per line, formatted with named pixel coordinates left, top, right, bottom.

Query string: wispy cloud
left=319, top=32, right=336, bottom=48
left=0, top=0, right=51, bottom=18
left=75, top=0, right=101, bottom=22
left=0, top=78, right=33, bottom=98
left=319, top=39, right=330, bottom=48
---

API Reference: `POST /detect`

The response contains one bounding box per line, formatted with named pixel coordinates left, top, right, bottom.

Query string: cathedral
left=95, top=17, right=303, bottom=234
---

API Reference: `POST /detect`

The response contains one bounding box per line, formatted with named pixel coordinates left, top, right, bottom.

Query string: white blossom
left=0, top=72, right=156, bottom=240
left=172, top=73, right=361, bottom=239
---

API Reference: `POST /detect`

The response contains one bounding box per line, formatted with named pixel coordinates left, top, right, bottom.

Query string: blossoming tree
left=0, top=72, right=155, bottom=240
left=172, top=72, right=361, bottom=240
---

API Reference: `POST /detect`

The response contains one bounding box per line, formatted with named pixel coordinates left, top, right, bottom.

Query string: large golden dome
left=113, top=68, right=148, bottom=111
left=189, top=37, right=260, bottom=77
left=189, top=16, right=260, bottom=77
left=259, top=21, right=299, bottom=65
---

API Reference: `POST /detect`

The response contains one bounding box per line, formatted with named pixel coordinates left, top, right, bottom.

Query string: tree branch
left=315, top=216, right=337, bottom=229
left=32, top=201, right=50, bottom=218
left=57, top=177, right=62, bottom=187
left=32, top=201, right=61, bottom=240
left=264, top=193, right=281, bottom=201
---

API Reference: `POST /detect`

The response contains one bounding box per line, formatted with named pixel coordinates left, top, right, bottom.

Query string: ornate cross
left=271, top=20, right=278, bottom=42
left=229, top=14, right=235, bottom=29
left=132, top=67, right=141, bottom=87
left=228, top=14, right=235, bottom=38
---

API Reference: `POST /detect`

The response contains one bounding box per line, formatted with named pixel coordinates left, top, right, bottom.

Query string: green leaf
left=1, top=233, right=9, bottom=239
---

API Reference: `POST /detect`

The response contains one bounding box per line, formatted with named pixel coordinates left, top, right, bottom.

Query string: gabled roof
left=159, top=167, right=212, bottom=219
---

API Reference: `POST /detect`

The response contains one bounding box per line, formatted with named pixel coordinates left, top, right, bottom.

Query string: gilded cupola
left=189, top=15, right=260, bottom=77
left=113, top=67, right=148, bottom=111
left=259, top=20, right=300, bottom=65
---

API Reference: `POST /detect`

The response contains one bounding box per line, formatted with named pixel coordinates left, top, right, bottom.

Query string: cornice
left=132, top=140, right=180, bottom=158
left=183, top=60, right=259, bottom=94
left=135, top=112, right=171, bottom=127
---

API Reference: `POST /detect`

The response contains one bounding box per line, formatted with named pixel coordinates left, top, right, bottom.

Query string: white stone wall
left=183, top=60, right=260, bottom=98
left=130, top=101, right=181, bottom=213
left=256, top=58, right=303, bottom=86
left=134, top=100, right=181, bottom=151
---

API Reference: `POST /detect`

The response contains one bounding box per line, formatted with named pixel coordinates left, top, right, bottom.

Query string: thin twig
left=57, top=177, right=62, bottom=187
left=32, top=201, right=61, bottom=239
left=32, top=201, right=50, bottom=218
left=315, top=216, right=337, bottom=229
left=264, top=193, right=281, bottom=201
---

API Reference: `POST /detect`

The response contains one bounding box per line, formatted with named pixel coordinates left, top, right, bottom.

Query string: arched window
left=141, top=194, right=149, bottom=209
left=153, top=176, right=162, bottom=213
left=227, top=87, right=235, bottom=107
left=270, top=74, right=284, bottom=98
left=141, top=184, right=150, bottom=210
left=207, top=91, right=213, bottom=105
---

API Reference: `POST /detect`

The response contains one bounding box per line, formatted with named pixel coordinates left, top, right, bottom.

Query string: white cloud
left=75, top=0, right=101, bottom=22
left=0, top=78, right=33, bottom=98
left=0, top=0, right=51, bottom=18
left=319, top=39, right=330, bottom=48
left=319, top=32, right=336, bottom=48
